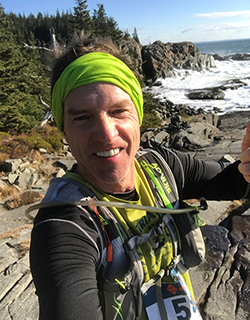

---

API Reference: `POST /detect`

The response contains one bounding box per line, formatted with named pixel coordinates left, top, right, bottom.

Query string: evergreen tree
left=92, top=4, right=122, bottom=43
left=123, top=29, right=131, bottom=40
left=0, top=5, right=49, bottom=133
left=106, top=16, right=123, bottom=43
left=92, top=3, right=106, bottom=36
left=70, top=0, right=92, bottom=35
left=132, top=27, right=140, bottom=44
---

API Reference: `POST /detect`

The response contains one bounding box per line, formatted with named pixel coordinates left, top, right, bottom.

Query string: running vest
left=31, top=148, right=205, bottom=320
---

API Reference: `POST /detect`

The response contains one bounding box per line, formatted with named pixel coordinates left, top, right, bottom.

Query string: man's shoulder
left=42, top=177, right=94, bottom=204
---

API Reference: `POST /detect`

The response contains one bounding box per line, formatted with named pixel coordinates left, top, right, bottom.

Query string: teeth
left=96, top=148, right=120, bottom=158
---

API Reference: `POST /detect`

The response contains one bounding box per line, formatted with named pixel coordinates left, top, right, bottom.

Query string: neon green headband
left=51, top=52, right=143, bottom=131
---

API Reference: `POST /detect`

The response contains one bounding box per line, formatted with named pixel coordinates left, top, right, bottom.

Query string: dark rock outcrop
left=141, top=41, right=216, bottom=82
left=213, top=53, right=250, bottom=61
left=140, top=101, right=221, bottom=151
left=187, top=87, right=225, bottom=100
left=189, top=212, right=250, bottom=320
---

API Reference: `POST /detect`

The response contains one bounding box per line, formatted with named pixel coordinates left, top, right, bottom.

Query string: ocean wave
left=147, top=60, right=250, bottom=114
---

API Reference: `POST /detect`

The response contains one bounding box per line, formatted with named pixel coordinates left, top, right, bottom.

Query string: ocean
left=148, top=38, right=250, bottom=115
left=195, top=38, right=250, bottom=56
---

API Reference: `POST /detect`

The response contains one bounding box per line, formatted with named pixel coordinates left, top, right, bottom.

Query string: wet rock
left=213, top=53, right=250, bottom=61
left=220, top=78, right=248, bottom=90
left=187, top=87, right=225, bottom=100
left=218, top=53, right=250, bottom=61
left=213, top=53, right=224, bottom=61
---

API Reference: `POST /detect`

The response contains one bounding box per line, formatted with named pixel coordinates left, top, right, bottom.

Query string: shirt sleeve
left=30, top=206, right=104, bottom=320
left=155, top=147, right=249, bottom=200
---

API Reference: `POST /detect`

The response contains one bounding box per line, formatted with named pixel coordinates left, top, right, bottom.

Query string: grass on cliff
left=0, top=125, right=64, bottom=161
left=141, top=92, right=161, bottom=130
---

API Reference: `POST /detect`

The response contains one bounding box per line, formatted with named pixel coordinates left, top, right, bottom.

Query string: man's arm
left=239, top=122, right=250, bottom=183
left=155, top=147, right=248, bottom=201
left=30, top=206, right=103, bottom=320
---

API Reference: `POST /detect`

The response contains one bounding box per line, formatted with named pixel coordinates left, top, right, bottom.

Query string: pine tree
left=106, top=16, right=123, bottom=43
left=70, top=0, right=92, bottom=35
left=92, top=4, right=122, bottom=43
left=123, top=29, right=131, bottom=40
left=92, top=3, right=106, bottom=36
left=132, top=27, right=140, bottom=44
left=0, top=5, right=49, bottom=133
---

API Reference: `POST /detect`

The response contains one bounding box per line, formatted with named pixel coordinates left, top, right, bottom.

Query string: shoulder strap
left=136, top=148, right=206, bottom=270
left=136, top=147, right=180, bottom=207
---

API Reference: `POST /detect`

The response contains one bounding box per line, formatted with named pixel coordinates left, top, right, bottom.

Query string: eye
left=74, top=114, right=90, bottom=121
left=112, top=109, right=126, bottom=115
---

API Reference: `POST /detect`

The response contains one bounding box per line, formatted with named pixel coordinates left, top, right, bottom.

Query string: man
left=30, top=34, right=250, bottom=320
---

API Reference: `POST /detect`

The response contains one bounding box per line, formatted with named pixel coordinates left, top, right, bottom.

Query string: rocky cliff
left=142, top=41, right=216, bottom=82
left=119, top=39, right=216, bottom=83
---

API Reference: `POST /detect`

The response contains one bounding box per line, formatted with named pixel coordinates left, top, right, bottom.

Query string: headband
left=51, top=52, right=143, bottom=131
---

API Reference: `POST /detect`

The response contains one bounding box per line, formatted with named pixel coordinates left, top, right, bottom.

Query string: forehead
left=64, top=82, right=133, bottom=106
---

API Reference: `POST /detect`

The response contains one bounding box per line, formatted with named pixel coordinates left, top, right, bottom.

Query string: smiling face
left=63, top=82, right=141, bottom=193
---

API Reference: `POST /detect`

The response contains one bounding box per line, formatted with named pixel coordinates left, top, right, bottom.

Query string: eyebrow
left=65, top=99, right=134, bottom=116
left=65, top=107, right=87, bottom=116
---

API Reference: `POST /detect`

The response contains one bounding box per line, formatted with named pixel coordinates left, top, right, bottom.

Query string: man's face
left=63, top=82, right=141, bottom=193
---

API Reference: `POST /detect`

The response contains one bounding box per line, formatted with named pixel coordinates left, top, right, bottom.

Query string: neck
left=75, top=165, right=135, bottom=194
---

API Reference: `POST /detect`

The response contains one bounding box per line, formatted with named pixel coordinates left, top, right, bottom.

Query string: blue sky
left=2, top=0, right=250, bottom=45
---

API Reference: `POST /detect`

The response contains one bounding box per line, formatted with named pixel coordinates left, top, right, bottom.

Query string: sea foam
left=148, top=60, right=250, bottom=115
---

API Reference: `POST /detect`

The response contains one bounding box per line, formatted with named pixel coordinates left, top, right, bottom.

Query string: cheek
left=127, top=120, right=140, bottom=151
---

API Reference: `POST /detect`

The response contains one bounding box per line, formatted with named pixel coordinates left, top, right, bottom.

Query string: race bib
left=142, top=267, right=202, bottom=320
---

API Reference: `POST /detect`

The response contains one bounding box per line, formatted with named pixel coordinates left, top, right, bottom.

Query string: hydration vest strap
left=155, top=274, right=169, bottom=320
left=162, top=214, right=179, bottom=258
left=141, top=269, right=165, bottom=294
left=124, top=225, right=163, bottom=252
left=140, top=160, right=173, bottom=209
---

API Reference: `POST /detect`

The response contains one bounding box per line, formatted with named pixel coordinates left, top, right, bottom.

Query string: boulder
left=140, top=130, right=156, bottom=146
left=213, top=53, right=250, bottom=61
left=17, top=168, right=36, bottom=189
left=223, top=53, right=250, bottom=61
left=0, top=159, right=22, bottom=173
left=187, top=87, right=225, bottom=100
left=142, top=41, right=216, bottom=82
left=54, top=159, right=76, bottom=171
left=154, top=130, right=170, bottom=144
left=8, top=173, right=18, bottom=185
left=142, top=40, right=174, bottom=81
left=187, top=79, right=247, bottom=102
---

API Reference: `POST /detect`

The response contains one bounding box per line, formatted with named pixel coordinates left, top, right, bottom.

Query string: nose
left=93, top=113, right=118, bottom=142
